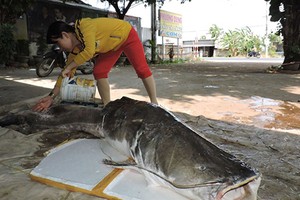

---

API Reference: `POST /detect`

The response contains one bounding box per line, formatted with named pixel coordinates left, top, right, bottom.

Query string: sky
left=84, top=0, right=278, bottom=40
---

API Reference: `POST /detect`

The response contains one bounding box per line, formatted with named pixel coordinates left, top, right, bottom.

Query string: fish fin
left=103, top=158, right=137, bottom=167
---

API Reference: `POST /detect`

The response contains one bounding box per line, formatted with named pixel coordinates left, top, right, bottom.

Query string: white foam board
left=30, top=139, right=188, bottom=200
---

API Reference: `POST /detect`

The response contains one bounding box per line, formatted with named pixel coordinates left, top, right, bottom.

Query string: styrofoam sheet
left=104, top=169, right=188, bottom=200
left=30, top=139, right=189, bottom=200
left=31, top=139, right=127, bottom=191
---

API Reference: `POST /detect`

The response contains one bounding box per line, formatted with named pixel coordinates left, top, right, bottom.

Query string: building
left=182, top=39, right=215, bottom=57
left=15, top=0, right=108, bottom=56
left=14, top=0, right=144, bottom=57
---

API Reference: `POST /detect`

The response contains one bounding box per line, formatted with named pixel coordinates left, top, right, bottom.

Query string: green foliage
left=209, top=24, right=223, bottom=41
left=266, top=0, right=283, bottom=22
left=16, top=39, right=30, bottom=56
left=0, top=0, right=36, bottom=24
left=217, top=24, right=281, bottom=57
left=267, top=0, right=300, bottom=66
left=268, top=32, right=282, bottom=56
left=220, top=27, right=263, bottom=57
left=268, top=32, right=282, bottom=43
left=0, top=24, right=15, bottom=64
left=159, top=58, right=187, bottom=64
left=221, top=30, right=240, bottom=57
left=144, top=39, right=160, bottom=63
left=266, top=0, right=285, bottom=37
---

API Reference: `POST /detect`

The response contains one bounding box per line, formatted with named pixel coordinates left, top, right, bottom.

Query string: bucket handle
left=62, top=76, right=76, bottom=85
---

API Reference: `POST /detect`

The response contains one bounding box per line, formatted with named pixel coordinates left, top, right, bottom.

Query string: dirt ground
left=0, top=59, right=299, bottom=200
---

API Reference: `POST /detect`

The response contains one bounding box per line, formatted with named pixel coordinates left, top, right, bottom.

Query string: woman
left=33, top=17, right=158, bottom=112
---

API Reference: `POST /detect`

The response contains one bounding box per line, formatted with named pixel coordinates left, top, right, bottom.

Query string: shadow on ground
left=111, top=62, right=300, bottom=103
left=0, top=79, right=50, bottom=105
left=175, top=111, right=300, bottom=200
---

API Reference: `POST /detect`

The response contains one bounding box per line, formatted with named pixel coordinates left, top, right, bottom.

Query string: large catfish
left=0, top=97, right=261, bottom=200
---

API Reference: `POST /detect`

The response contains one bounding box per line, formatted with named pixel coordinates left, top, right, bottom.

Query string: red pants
left=93, top=28, right=152, bottom=79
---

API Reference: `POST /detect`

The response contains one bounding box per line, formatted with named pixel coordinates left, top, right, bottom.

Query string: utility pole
left=265, top=1, right=269, bottom=58
left=151, top=2, right=157, bottom=63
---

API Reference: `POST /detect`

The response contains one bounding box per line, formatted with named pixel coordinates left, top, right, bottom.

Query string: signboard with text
left=159, top=10, right=182, bottom=39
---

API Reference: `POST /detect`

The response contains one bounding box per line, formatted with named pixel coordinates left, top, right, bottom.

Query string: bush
left=0, top=24, right=15, bottom=65
left=16, top=39, right=30, bottom=56
left=37, top=34, right=48, bottom=55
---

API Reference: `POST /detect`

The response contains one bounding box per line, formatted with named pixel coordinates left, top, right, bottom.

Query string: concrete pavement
left=0, top=67, right=56, bottom=106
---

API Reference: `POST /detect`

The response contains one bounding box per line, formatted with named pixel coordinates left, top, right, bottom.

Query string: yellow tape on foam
left=30, top=168, right=123, bottom=200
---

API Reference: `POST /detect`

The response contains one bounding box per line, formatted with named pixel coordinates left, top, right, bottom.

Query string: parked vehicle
left=36, top=44, right=94, bottom=77
left=247, top=51, right=261, bottom=58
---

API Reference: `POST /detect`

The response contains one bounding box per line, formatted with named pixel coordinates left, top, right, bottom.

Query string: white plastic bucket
left=60, top=77, right=96, bottom=103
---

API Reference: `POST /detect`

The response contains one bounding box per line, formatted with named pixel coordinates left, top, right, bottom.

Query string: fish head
left=218, top=175, right=261, bottom=200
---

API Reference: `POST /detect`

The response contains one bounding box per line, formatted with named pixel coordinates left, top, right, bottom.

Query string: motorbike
left=247, top=51, right=261, bottom=58
left=36, top=44, right=94, bottom=77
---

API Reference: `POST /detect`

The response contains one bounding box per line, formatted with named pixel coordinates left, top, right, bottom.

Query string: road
left=202, top=57, right=284, bottom=63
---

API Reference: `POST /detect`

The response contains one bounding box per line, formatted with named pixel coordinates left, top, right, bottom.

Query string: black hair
left=46, top=21, right=75, bottom=44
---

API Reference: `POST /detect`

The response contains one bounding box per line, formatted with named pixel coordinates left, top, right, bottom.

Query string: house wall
left=14, top=14, right=28, bottom=40
left=27, top=1, right=107, bottom=43
left=108, top=12, right=142, bottom=39
left=19, top=0, right=108, bottom=56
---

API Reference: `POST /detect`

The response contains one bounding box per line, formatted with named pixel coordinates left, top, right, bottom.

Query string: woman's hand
left=62, top=67, right=72, bottom=77
left=62, top=61, right=78, bottom=77
left=32, top=96, right=54, bottom=112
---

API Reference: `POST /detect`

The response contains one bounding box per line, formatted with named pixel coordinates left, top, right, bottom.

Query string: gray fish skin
left=0, top=105, right=104, bottom=137
left=102, top=97, right=261, bottom=200
left=0, top=97, right=261, bottom=200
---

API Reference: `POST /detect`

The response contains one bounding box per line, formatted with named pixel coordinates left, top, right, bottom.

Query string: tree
left=99, top=0, right=191, bottom=19
left=0, top=0, right=35, bottom=65
left=266, top=0, right=300, bottom=70
left=239, top=27, right=262, bottom=54
left=221, top=27, right=263, bottom=57
left=0, top=24, right=15, bottom=65
left=221, top=30, right=240, bottom=57
left=209, top=24, right=223, bottom=41
left=268, top=32, right=283, bottom=57
left=0, top=0, right=36, bottom=24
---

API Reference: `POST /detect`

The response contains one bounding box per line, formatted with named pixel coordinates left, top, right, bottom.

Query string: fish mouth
left=216, top=175, right=261, bottom=200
